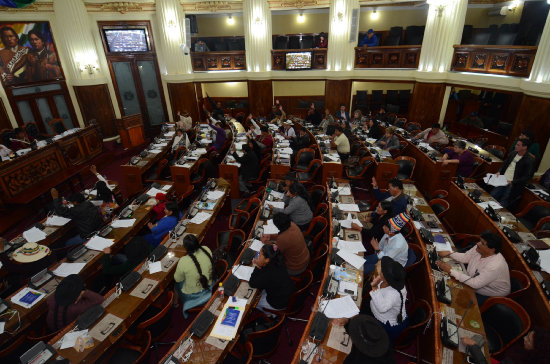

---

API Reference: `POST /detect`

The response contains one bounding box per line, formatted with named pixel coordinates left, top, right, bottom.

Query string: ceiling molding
left=268, top=0, right=329, bottom=10
left=85, top=2, right=155, bottom=13
left=182, top=1, right=243, bottom=13
left=0, top=3, right=52, bottom=12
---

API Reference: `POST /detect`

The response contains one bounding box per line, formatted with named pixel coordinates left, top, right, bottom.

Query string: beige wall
left=201, top=82, right=248, bottom=98
left=195, top=14, right=244, bottom=37
left=359, top=8, right=428, bottom=32
left=351, top=82, right=414, bottom=96
left=272, top=13, right=329, bottom=35
left=273, top=81, right=326, bottom=97
left=465, top=4, right=524, bottom=28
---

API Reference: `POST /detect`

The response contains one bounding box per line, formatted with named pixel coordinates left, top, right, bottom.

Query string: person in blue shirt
left=359, top=29, right=378, bottom=47
left=145, top=201, right=179, bottom=247
left=371, top=177, right=408, bottom=216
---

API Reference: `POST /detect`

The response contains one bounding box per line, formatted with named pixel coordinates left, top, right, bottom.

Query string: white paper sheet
left=111, top=218, right=136, bottom=228
left=45, top=215, right=71, bottom=227
left=11, top=287, right=45, bottom=309
left=232, top=265, right=255, bottom=281
left=539, top=249, right=550, bottom=274
left=336, top=250, right=366, bottom=269
left=146, top=187, right=165, bottom=197
left=337, top=240, right=366, bottom=254
left=154, top=143, right=168, bottom=147
left=483, top=173, right=508, bottom=187
left=270, top=191, right=285, bottom=200
left=149, top=261, right=162, bottom=274
left=337, top=204, right=360, bottom=212
left=149, top=149, right=163, bottom=154
left=325, top=154, right=340, bottom=162
left=477, top=201, right=503, bottom=210
left=249, top=240, right=264, bottom=252
left=320, top=295, right=360, bottom=319
left=162, top=184, right=171, bottom=191
left=60, top=329, right=88, bottom=350
left=266, top=201, right=285, bottom=209
left=207, top=190, right=225, bottom=200
left=339, top=219, right=362, bottom=229
left=434, top=240, right=454, bottom=253
left=86, top=236, right=115, bottom=251
left=263, top=220, right=280, bottom=234
left=53, top=262, right=86, bottom=277
left=164, top=131, right=175, bottom=137
left=331, top=187, right=351, bottom=196
left=189, top=212, right=212, bottom=225
left=338, top=281, right=359, bottom=296
left=22, top=227, right=46, bottom=243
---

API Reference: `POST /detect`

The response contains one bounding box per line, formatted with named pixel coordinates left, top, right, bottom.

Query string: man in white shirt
left=436, top=230, right=510, bottom=305
left=331, top=126, right=350, bottom=160
left=176, top=110, right=192, bottom=131
left=282, top=121, right=295, bottom=139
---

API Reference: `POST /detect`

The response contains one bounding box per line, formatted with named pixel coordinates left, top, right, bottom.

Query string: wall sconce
left=337, top=12, right=344, bottom=22
left=427, top=0, right=447, bottom=17
left=227, top=15, right=235, bottom=25
left=80, top=64, right=97, bottom=75
left=508, top=0, right=522, bottom=13
left=254, top=16, right=263, bottom=25
left=370, top=10, right=379, bottom=20
left=297, top=12, right=305, bottom=23
left=167, top=19, right=176, bottom=28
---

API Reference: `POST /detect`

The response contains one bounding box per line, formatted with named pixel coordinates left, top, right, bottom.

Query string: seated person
left=491, top=139, right=535, bottom=209
left=172, top=128, right=189, bottom=153
left=47, top=274, right=103, bottom=332
left=316, top=32, right=328, bottom=48
left=51, top=188, right=103, bottom=246
left=290, top=127, right=310, bottom=153
left=363, top=213, right=410, bottom=275
left=174, top=235, right=213, bottom=318
left=254, top=125, right=273, bottom=150
left=359, top=29, right=378, bottom=47
left=331, top=126, right=350, bottom=160
left=232, top=143, right=260, bottom=193
left=305, top=106, right=322, bottom=126
left=144, top=201, right=179, bottom=247
left=332, top=315, right=394, bottom=364
left=442, top=140, right=474, bottom=177
left=510, top=129, right=540, bottom=160
left=261, top=213, right=310, bottom=276
left=271, top=182, right=313, bottom=231
left=249, top=244, right=295, bottom=313
left=375, top=106, right=389, bottom=124
left=282, top=120, right=296, bottom=139
left=371, top=177, right=408, bottom=216
left=151, top=192, right=167, bottom=221
left=0, top=242, right=56, bottom=291
left=101, top=236, right=150, bottom=279
left=319, top=108, right=335, bottom=133
left=90, top=165, right=114, bottom=192
left=368, top=257, right=408, bottom=341
left=459, top=112, right=484, bottom=129
left=0, top=143, right=13, bottom=159
left=375, top=127, right=399, bottom=151
left=176, top=110, right=193, bottom=131
left=9, top=127, right=32, bottom=151
left=351, top=110, right=366, bottom=126
left=334, top=104, right=351, bottom=122
left=365, top=118, right=382, bottom=140
left=413, top=123, right=449, bottom=145
left=194, top=39, right=210, bottom=52
left=351, top=200, right=393, bottom=243
left=436, top=230, right=510, bottom=305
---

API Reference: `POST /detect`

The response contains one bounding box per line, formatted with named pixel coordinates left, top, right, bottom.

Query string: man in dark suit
left=335, top=103, right=351, bottom=122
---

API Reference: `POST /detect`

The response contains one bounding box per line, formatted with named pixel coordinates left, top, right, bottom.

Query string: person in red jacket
left=152, top=192, right=167, bottom=221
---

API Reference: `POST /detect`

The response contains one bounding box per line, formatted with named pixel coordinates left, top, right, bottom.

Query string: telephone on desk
left=67, top=245, right=88, bottom=261
left=129, top=156, right=141, bottom=165
left=207, top=179, right=217, bottom=189
left=28, top=268, right=54, bottom=290
left=261, top=206, right=271, bottom=220
left=323, top=275, right=339, bottom=299
left=119, top=271, right=141, bottom=292
left=174, top=221, right=187, bottom=237
left=188, top=206, right=199, bottom=218
left=502, top=226, right=521, bottom=244
left=119, top=206, right=133, bottom=219
left=441, top=316, right=459, bottom=348
left=436, top=278, right=452, bottom=304
left=420, top=228, right=435, bottom=244
left=139, top=150, right=148, bottom=158
left=99, top=225, right=113, bottom=238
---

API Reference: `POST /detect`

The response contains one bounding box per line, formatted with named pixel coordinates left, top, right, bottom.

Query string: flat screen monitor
left=103, top=27, right=150, bottom=53
left=285, top=52, right=312, bottom=70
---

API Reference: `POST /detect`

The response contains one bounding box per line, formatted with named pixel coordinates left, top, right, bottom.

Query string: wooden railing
left=191, top=50, right=246, bottom=71
left=451, top=45, right=537, bottom=78
left=271, top=48, right=328, bottom=70
left=354, top=45, right=421, bottom=69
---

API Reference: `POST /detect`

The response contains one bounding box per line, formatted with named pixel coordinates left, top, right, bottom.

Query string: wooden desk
left=0, top=183, right=173, bottom=348
left=353, top=133, right=399, bottom=189
left=446, top=182, right=550, bottom=329
left=218, top=123, right=241, bottom=199
left=0, top=126, right=103, bottom=205
left=121, top=127, right=175, bottom=197
left=515, top=183, right=549, bottom=214
left=445, top=132, right=503, bottom=176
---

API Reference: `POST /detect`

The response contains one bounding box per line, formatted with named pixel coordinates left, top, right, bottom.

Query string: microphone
left=10, top=137, right=31, bottom=145
left=451, top=299, right=474, bottom=338
left=448, top=271, right=480, bottom=295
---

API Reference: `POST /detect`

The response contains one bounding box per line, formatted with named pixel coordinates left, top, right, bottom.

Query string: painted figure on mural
left=0, top=26, right=29, bottom=84
left=26, top=29, right=61, bottom=81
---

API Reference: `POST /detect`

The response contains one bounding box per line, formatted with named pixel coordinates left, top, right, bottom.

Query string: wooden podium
left=116, top=114, right=145, bottom=149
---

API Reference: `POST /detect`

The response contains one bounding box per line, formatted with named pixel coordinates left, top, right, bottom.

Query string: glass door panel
left=137, top=60, right=166, bottom=126
left=36, top=98, right=54, bottom=134
left=112, top=61, right=141, bottom=117
left=16, top=100, right=35, bottom=123
left=53, top=95, right=74, bottom=129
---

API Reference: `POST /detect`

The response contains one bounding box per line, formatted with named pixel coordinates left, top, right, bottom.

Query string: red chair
left=303, top=216, right=328, bottom=252
left=394, top=299, right=432, bottom=363
left=145, top=158, right=169, bottom=182
left=294, top=148, right=316, bottom=172
left=485, top=144, right=507, bottom=160
left=216, top=229, right=246, bottom=254
left=507, top=270, right=530, bottom=300
left=190, top=158, right=208, bottom=186
left=450, top=233, right=479, bottom=252
left=405, top=243, right=424, bottom=274
left=516, top=201, right=550, bottom=232
left=395, top=156, right=416, bottom=181
left=130, top=291, right=174, bottom=342
left=105, top=330, right=152, bottom=364
left=248, top=164, right=271, bottom=186
left=314, top=202, right=328, bottom=217
left=296, top=159, right=322, bottom=185
left=429, top=189, right=448, bottom=201
left=429, top=198, right=450, bottom=219
left=246, top=313, right=286, bottom=358
left=308, top=243, right=329, bottom=280
left=234, top=197, right=261, bottom=216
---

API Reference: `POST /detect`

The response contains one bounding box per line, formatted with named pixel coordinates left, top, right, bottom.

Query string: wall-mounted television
left=285, top=52, right=312, bottom=70
left=103, top=27, right=151, bottom=53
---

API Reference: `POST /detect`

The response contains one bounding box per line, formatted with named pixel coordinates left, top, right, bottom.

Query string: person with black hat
left=368, top=256, right=408, bottom=341
left=332, top=315, right=394, bottom=364
left=47, top=274, right=103, bottom=332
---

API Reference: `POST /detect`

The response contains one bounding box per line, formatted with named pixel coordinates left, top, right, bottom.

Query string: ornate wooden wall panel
left=324, top=80, right=352, bottom=113
left=451, top=45, right=537, bottom=78
left=247, top=80, right=273, bottom=116
left=271, top=49, right=327, bottom=70
left=408, top=82, right=446, bottom=129
left=511, top=94, right=550, bottom=164
left=354, top=46, right=421, bottom=69
left=191, top=51, right=246, bottom=71
left=74, top=84, right=117, bottom=137
left=167, top=82, right=200, bottom=126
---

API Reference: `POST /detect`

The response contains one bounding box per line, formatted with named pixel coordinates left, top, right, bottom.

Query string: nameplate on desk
left=89, top=313, right=123, bottom=342
left=339, top=196, right=354, bottom=204
left=344, top=230, right=361, bottom=242
left=326, top=325, right=352, bottom=354
left=161, top=256, right=177, bottom=272
left=234, top=281, right=257, bottom=304
left=130, top=278, right=159, bottom=299
left=205, top=335, right=230, bottom=350
left=74, top=250, right=100, bottom=264
left=37, top=278, right=60, bottom=295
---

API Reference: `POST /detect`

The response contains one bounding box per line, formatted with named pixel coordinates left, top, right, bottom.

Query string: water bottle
left=217, top=283, right=224, bottom=296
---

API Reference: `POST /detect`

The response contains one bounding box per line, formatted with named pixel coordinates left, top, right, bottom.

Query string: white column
left=326, top=0, right=359, bottom=72
left=528, top=11, right=550, bottom=84
left=243, top=0, right=272, bottom=72
left=418, top=0, right=468, bottom=73
left=52, top=0, right=106, bottom=85
left=156, top=0, right=192, bottom=75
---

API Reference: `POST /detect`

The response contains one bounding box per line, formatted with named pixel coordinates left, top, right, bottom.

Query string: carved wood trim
left=191, top=51, right=246, bottom=72
left=354, top=46, right=421, bottom=69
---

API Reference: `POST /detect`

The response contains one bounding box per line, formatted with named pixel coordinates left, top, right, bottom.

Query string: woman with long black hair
left=174, top=235, right=214, bottom=318
left=272, top=182, right=313, bottom=231
left=249, top=244, right=295, bottom=313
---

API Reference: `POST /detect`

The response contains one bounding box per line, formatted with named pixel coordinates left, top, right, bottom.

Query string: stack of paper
left=210, top=298, right=248, bottom=340
left=337, top=240, right=366, bottom=254
left=265, top=201, right=285, bottom=209
left=189, top=212, right=212, bottom=225
left=23, top=227, right=46, bottom=243
left=263, top=220, right=280, bottom=234
left=86, top=236, right=115, bottom=251
left=249, top=240, right=264, bottom=252
left=161, top=184, right=171, bottom=191
left=53, top=262, right=86, bottom=277
left=149, top=149, right=163, bottom=154
left=207, top=190, right=225, bottom=200
left=319, top=295, right=360, bottom=318
left=232, top=265, right=255, bottom=281
left=11, top=287, right=45, bottom=309
left=270, top=191, right=285, bottom=200
left=146, top=187, right=165, bottom=197
left=45, top=215, right=71, bottom=227
left=111, top=219, right=136, bottom=228
left=336, top=250, right=366, bottom=269
left=483, top=173, right=508, bottom=187
left=337, top=204, right=360, bottom=212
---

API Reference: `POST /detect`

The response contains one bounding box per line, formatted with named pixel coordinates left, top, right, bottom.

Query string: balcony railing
left=191, top=51, right=246, bottom=72
left=451, top=45, right=537, bottom=78
left=271, top=49, right=328, bottom=70
left=354, top=45, right=421, bottom=69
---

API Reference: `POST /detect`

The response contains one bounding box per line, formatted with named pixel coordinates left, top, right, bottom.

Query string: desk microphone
left=448, top=271, right=480, bottom=295
left=10, top=137, right=31, bottom=145
left=451, top=299, right=474, bottom=338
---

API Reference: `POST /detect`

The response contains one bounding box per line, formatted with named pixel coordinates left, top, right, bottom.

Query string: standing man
left=490, top=139, right=535, bottom=208
left=0, top=26, right=29, bottom=85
